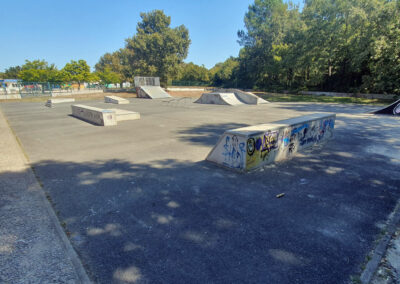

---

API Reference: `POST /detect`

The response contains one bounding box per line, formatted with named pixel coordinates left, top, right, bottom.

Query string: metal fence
left=171, top=80, right=209, bottom=87
left=0, top=82, right=103, bottom=98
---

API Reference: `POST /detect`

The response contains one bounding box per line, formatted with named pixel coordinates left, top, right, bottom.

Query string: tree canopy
left=125, top=10, right=191, bottom=86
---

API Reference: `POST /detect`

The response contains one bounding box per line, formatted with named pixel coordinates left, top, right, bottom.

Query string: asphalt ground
left=1, top=98, right=399, bottom=283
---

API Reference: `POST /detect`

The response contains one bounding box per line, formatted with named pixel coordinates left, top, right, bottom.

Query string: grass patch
left=256, top=92, right=392, bottom=105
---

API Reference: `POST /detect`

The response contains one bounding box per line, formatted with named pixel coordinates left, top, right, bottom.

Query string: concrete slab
left=109, top=108, right=140, bottom=122
left=1, top=99, right=400, bottom=283
left=104, top=96, right=129, bottom=105
left=46, top=98, right=75, bottom=107
left=207, top=113, right=336, bottom=171
left=71, top=104, right=117, bottom=126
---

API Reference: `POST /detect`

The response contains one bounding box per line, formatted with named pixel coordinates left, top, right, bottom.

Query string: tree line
left=1, top=1, right=399, bottom=94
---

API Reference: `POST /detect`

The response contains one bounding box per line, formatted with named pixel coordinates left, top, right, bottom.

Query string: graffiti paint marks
left=395, top=103, right=400, bottom=115
left=222, top=135, right=246, bottom=169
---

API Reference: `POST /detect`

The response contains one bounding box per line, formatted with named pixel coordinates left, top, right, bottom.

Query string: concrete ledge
left=206, top=113, right=336, bottom=171
left=104, top=96, right=129, bottom=104
left=109, top=108, right=140, bottom=122
left=71, top=104, right=117, bottom=126
left=46, top=98, right=75, bottom=107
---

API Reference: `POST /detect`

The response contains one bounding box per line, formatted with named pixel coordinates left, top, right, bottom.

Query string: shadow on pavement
left=29, top=122, right=400, bottom=284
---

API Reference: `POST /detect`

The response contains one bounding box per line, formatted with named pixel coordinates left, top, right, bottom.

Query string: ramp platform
left=195, top=92, right=244, bottom=106
left=372, top=99, right=400, bottom=115
left=206, top=113, right=336, bottom=171
left=137, top=86, right=171, bottom=99
left=213, top=89, right=269, bottom=105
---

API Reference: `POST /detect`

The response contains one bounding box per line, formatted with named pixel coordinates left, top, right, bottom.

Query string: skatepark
left=1, top=91, right=400, bottom=283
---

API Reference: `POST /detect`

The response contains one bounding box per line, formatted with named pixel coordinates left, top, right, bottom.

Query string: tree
left=210, top=57, right=239, bottom=87
left=125, top=10, right=191, bottom=86
left=18, top=60, right=59, bottom=82
left=3, top=66, right=22, bottom=79
left=95, top=49, right=130, bottom=87
left=175, top=62, right=210, bottom=84
left=62, top=60, right=91, bottom=89
left=96, top=67, right=121, bottom=86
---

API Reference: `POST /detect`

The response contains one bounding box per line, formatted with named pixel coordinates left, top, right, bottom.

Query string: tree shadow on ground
left=176, top=123, right=248, bottom=146
left=28, top=113, right=400, bottom=284
left=273, top=102, right=380, bottom=114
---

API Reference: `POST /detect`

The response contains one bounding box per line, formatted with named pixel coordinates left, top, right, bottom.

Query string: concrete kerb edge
left=359, top=198, right=400, bottom=283
left=1, top=109, right=92, bottom=284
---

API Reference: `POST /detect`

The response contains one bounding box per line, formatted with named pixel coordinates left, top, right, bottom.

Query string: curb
left=360, top=199, right=400, bottom=283
left=2, top=109, right=91, bottom=284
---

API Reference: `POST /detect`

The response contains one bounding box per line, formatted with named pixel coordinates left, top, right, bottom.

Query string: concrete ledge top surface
left=227, top=113, right=336, bottom=136
left=72, top=104, right=114, bottom=113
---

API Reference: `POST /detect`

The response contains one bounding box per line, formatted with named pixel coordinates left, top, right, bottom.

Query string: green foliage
left=96, top=67, right=121, bottom=85
left=19, top=60, right=59, bottom=82
left=210, top=57, right=239, bottom=87
left=125, top=10, right=191, bottom=86
left=95, top=49, right=130, bottom=84
left=62, top=60, right=92, bottom=88
left=2, top=66, right=22, bottom=79
left=175, top=62, right=210, bottom=84
left=234, top=0, right=400, bottom=94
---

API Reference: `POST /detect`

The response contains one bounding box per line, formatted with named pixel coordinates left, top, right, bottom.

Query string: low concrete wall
left=46, top=98, right=75, bottom=107
left=71, top=105, right=117, bottom=126
left=207, top=113, right=336, bottom=171
left=104, top=96, right=129, bottom=104
left=299, top=91, right=397, bottom=100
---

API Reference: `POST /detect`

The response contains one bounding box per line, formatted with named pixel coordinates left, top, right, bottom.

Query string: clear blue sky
left=0, top=0, right=302, bottom=71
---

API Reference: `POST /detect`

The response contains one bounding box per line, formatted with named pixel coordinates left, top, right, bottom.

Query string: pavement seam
left=360, top=198, right=400, bottom=283
left=1, top=108, right=92, bottom=284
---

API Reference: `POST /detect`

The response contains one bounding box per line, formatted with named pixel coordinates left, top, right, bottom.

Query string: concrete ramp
left=138, top=86, right=171, bottom=99
left=195, top=92, right=244, bottom=106
left=372, top=99, right=400, bottom=115
left=206, top=113, right=336, bottom=171
left=214, top=89, right=269, bottom=105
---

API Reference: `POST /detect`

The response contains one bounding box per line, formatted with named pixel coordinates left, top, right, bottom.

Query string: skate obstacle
left=71, top=104, right=140, bottom=126
left=104, top=96, right=129, bottom=104
left=206, top=113, right=336, bottom=171
left=45, top=98, right=75, bottom=107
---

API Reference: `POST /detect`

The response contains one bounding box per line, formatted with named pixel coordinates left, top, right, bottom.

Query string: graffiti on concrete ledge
left=222, top=135, right=246, bottom=169
left=245, top=119, right=335, bottom=170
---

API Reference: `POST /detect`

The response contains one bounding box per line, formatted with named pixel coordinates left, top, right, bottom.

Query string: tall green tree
left=18, top=60, right=59, bottom=82
left=3, top=66, right=22, bottom=79
left=62, top=60, right=91, bottom=89
left=95, top=49, right=131, bottom=86
left=125, top=10, right=191, bottom=86
left=96, top=67, right=121, bottom=86
left=175, top=62, right=210, bottom=84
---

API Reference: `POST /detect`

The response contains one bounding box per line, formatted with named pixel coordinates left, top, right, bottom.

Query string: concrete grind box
left=207, top=113, right=336, bottom=171
left=71, top=105, right=117, bottom=126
